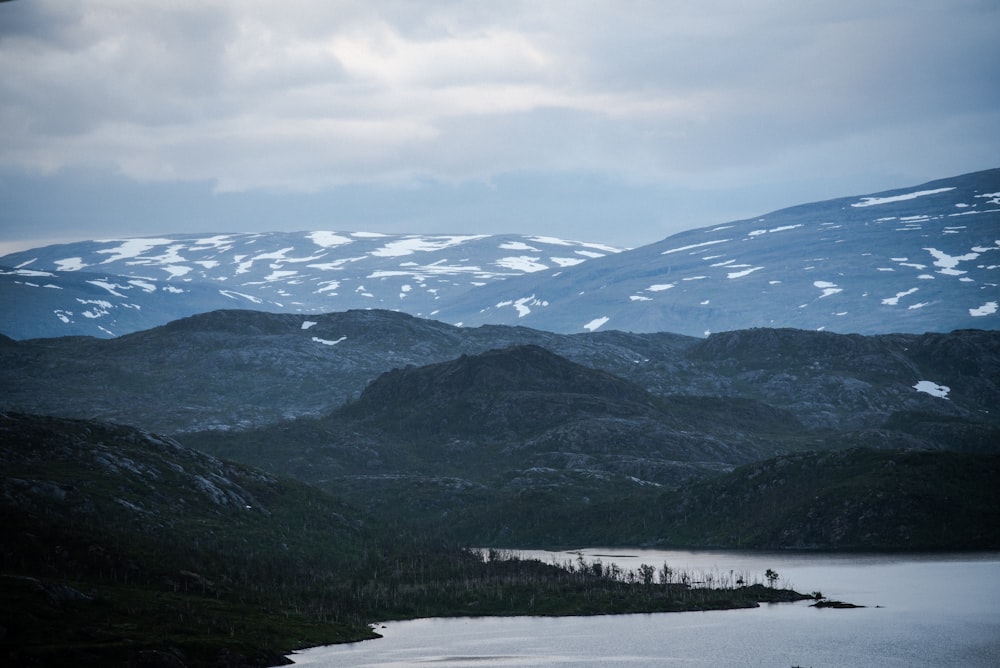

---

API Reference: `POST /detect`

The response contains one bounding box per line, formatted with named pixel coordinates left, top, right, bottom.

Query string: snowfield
left=2, top=169, right=998, bottom=340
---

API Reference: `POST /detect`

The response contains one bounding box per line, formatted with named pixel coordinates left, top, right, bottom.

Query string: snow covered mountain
left=0, top=232, right=621, bottom=339
left=1, top=168, right=997, bottom=339
left=435, top=168, right=1000, bottom=336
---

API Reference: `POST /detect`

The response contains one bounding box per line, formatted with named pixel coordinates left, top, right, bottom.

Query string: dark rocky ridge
left=2, top=309, right=997, bottom=442
left=651, top=448, right=1000, bottom=550
left=4, top=308, right=999, bottom=546
left=181, top=331, right=1000, bottom=544
left=0, top=309, right=696, bottom=433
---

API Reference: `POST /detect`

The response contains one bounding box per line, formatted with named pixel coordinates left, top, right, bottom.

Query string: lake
left=287, top=549, right=1000, bottom=667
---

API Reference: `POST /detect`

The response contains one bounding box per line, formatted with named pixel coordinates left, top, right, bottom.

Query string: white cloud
left=0, top=1, right=998, bottom=248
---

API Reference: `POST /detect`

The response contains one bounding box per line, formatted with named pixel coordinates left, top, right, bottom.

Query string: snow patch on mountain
left=814, top=281, right=843, bottom=298
left=497, top=295, right=548, bottom=318
left=881, top=288, right=919, bottom=306
left=87, top=280, right=128, bottom=297
left=748, top=224, right=803, bottom=237
left=661, top=239, right=730, bottom=255
left=852, top=188, right=955, bottom=207
left=526, top=237, right=619, bottom=254
left=54, top=258, right=86, bottom=271
left=499, top=241, right=539, bottom=251
left=372, top=235, right=490, bottom=257
left=551, top=257, right=586, bottom=267
left=95, top=238, right=179, bottom=264
left=128, top=279, right=157, bottom=292
left=925, top=247, right=982, bottom=276
left=308, top=231, right=354, bottom=248
left=970, top=302, right=998, bottom=317
left=496, top=256, right=548, bottom=272
left=219, top=290, right=264, bottom=304
left=312, top=336, right=347, bottom=346
left=727, top=266, right=764, bottom=279
left=913, top=380, right=950, bottom=399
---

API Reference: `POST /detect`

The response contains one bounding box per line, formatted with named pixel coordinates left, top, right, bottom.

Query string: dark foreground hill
left=0, top=412, right=377, bottom=666
left=0, top=412, right=820, bottom=666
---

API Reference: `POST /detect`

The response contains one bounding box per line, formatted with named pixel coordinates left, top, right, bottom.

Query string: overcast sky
left=1, top=0, right=998, bottom=254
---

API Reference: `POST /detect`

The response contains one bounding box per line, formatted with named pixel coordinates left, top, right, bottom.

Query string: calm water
left=287, top=549, right=1000, bottom=667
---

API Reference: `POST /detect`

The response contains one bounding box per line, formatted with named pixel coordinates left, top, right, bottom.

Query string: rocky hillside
left=433, top=447, right=1000, bottom=550
left=4, top=309, right=998, bottom=549
left=650, top=448, right=1000, bottom=550
left=187, top=344, right=806, bottom=493
left=2, top=310, right=997, bottom=442
left=181, top=336, right=1000, bottom=545
left=0, top=412, right=376, bottom=666
left=0, top=308, right=695, bottom=433
left=2, top=411, right=849, bottom=666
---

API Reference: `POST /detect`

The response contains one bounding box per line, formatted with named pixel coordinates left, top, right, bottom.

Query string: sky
left=1, top=0, right=999, bottom=255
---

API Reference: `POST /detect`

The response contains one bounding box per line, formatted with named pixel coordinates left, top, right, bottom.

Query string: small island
left=811, top=599, right=866, bottom=609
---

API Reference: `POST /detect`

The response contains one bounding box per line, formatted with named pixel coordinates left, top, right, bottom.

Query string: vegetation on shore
left=1, top=413, right=814, bottom=667
left=1, top=504, right=811, bottom=667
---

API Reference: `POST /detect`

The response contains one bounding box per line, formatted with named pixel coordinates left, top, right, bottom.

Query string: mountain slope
left=0, top=232, right=622, bottom=339
left=184, top=343, right=789, bottom=489
left=0, top=411, right=377, bottom=666
left=3, top=169, right=996, bottom=340
left=182, top=344, right=814, bottom=541
left=1, top=411, right=831, bottom=666
left=181, top=334, right=1000, bottom=544
left=651, top=448, right=1000, bottom=550
left=681, top=327, right=1000, bottom=433
left=332, top=344, right=802, bottom=471
left=459, top=447, right=1000, bottom=549
left=0, top=309, right=698, bottom=433
left=2, top=309, right=998, bottom=443
left=436, top=168, right=1000, bottom=335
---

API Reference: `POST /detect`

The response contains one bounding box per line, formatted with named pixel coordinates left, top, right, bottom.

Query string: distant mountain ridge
left=435, top=168, right=1000, bottom=335
left=0, top=232, right=622, bottom=339
left=4, top=309, right=998, bottom=438
left=2, top=168, right=997, bottom=339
